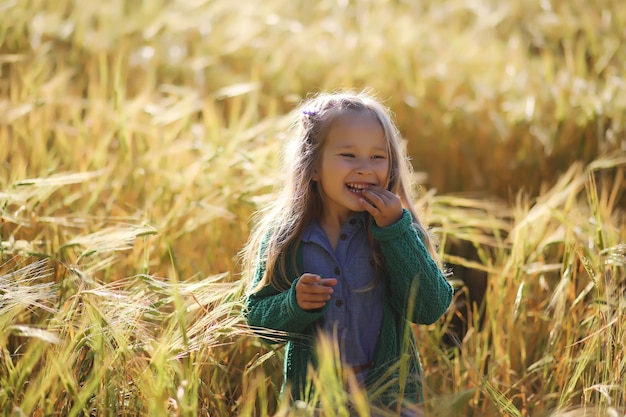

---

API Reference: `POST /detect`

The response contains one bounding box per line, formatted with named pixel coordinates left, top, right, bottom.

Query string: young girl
left=242, top=91, right=453, bottom=414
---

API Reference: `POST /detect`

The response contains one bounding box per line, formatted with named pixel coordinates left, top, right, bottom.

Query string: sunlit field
left=1, top=0, right=625, bottom=416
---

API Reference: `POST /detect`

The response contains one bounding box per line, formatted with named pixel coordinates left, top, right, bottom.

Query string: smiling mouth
left=346, top=183, right=373, bottom=194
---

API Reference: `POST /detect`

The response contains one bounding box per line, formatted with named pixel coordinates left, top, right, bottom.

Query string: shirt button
left=349, top=218, right=356, bottom=225
left=335, top=299, right=344, bottom=307
left=340, top=233, right=348, bottom=240
left=370, top=258, right=375, bottom=267
left=334, top=267, right=340, bottom=275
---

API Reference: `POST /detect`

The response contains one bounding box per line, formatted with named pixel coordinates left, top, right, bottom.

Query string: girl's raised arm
left=372, top=209, right=453, bottom=324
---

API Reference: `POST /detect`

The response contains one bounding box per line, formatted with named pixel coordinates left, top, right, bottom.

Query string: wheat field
left=1, top=0, right=625, bottom=416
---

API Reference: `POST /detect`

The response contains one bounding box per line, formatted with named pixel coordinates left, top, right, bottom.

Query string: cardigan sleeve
left=371, top=209, right=453, bottom=325
left=243, top=235, right=327, bottom=343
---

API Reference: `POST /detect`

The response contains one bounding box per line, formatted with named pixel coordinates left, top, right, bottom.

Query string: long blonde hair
left=243, top=90, right=442, bottom=293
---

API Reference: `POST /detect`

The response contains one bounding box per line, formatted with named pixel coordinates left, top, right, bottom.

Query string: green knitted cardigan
left=244, top=209, right=453, bottom=407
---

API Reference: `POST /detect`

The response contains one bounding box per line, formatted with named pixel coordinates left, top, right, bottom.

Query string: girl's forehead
left=326, top=111, right=384, bottom=135
left=324, top=113, right=387, bottom=150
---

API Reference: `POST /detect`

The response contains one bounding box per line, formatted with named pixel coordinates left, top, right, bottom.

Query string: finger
left=299, top=292, right=332, bottom=302
left=359, top=197, right=380, bottom=215
left=362, top=189, right=387, bottom=206
left=359, top=192, right=381, bottom=209
left=300, top=282, right=334, bottom=294
left=297, top=293, right=331, bottom=311
left=365, top=185, right=387, bottom=195
left=369, top=186, right=400, bottom=202
left=319, top=278, right=338, bottom=287
left=299, top=273, right=321, bottom=284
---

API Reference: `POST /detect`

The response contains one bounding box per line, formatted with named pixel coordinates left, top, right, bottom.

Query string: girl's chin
left=348, top=201, right=368, bottom=212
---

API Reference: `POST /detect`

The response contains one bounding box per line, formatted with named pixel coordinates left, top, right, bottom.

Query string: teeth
left=347, top=183, right=369, bottom=191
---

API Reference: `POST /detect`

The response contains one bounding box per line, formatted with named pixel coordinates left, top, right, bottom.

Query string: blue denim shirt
left=301, top=212, right=383, bottom=382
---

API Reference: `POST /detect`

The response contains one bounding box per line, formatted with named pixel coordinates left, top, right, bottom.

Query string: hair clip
left=302, top=109, right=317, bottom=117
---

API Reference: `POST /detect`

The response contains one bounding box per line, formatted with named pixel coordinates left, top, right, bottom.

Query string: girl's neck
left=318, top=211, right=352, bottom=251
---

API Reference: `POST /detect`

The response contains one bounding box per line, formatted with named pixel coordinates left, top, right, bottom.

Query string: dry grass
left=1, top=0, right=625, bottom=416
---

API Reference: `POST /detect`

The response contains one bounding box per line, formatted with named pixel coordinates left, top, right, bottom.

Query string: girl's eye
left=340, top=153, right=355, bottom=158
left=371, top=155, right=387, bottom=159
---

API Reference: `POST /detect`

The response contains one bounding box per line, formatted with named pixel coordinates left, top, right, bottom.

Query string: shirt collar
left=302, top=212, right=370, bottom=243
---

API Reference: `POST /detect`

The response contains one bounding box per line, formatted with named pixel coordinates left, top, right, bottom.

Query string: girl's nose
left=356, top=163, right=373, bottom=175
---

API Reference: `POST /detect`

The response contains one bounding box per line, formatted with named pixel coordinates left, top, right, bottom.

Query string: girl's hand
left=359, top=186, right=403, bottom=228
left=295, top=273, right=337, bottom=311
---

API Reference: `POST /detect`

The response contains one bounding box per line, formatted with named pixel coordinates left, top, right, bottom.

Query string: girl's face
left=312, top=111, right=390, bottom=224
